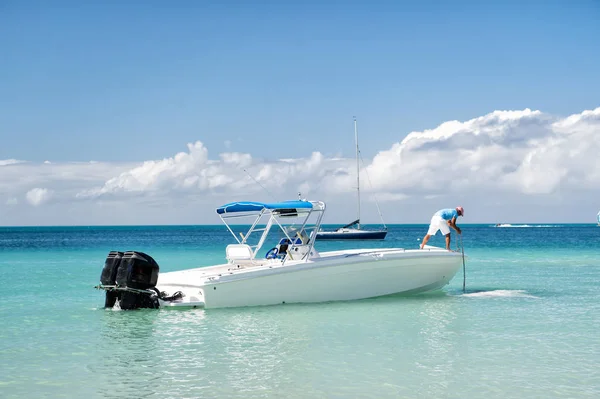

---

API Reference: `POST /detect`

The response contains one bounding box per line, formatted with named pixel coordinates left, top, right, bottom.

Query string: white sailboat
left=316, top=118, right=388, bottom=240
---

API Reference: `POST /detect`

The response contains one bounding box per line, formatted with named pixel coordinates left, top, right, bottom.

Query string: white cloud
left=0, top=159, right=23, bottom=166
left=0, top=106, right=599, bottom=225
left=76, top=142, right=348, bottom=201
left=219, top=152, right=252, bottom=167
left=76, top=141, right=212, bottom=198
left=371, top=193, right=409, bottom=202
left=361, top=107, right=600, bottom=198
left=25, top=188, right=52, bottom=206
left=6, top=197, right=18, bottom=205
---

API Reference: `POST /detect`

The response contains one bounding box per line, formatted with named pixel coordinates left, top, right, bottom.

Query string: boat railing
left=218, top=200, right=326, bottom=266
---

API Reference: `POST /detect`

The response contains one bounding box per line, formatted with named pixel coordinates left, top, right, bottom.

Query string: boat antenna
left=354, top=116, right=361, bottom=230
left=357, top=147, right=387, bottom=229
left=242, top=168, right=277, bottom=200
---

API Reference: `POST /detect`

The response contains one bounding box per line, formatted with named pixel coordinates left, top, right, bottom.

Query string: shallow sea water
left=0, top=224, right=598, bottom=398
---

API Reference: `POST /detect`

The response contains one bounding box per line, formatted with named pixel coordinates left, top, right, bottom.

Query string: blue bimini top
left=216, top=200, right=314, bottom=215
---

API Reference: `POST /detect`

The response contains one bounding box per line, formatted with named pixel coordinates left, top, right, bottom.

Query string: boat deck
left=157, top=246, right=452, bottom=287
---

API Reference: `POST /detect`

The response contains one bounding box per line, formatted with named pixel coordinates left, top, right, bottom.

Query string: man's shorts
left=427, top=215, right=450, bottom=236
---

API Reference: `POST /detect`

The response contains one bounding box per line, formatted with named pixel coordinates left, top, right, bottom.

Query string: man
left=420, top=206, right=464, bottom=251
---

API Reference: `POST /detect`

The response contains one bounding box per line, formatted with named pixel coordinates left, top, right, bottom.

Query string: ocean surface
left=0, top=223, right=599, bottom=398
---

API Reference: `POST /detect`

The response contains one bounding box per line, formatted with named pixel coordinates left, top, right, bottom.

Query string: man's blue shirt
left=435, top=208, right=458, bottom=220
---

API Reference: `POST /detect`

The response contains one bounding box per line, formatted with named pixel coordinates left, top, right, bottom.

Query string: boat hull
left=156, top=248, right=462, bottom=309
left=315, top=229, right=387, bottom=240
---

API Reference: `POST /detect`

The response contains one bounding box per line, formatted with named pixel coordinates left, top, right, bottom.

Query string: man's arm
left=448, top=217, right=462, bottom=234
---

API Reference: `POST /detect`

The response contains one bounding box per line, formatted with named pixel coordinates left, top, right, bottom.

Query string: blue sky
left=2, top=1, right=598, bottom=162
left=1, top=1, right=600, bottom=225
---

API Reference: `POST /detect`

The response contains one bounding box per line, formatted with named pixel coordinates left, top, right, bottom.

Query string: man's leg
left=422, top=215, right=441, bottom=249
left=420, top=234, right=431, bottom=249
left=445, top=233, right=451, bottom=250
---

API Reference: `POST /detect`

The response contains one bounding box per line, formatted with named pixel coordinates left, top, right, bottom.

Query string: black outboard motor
left=99, top=251, right=161, bottom=310
left=100, top=251, right=124, bottom=308
left=116, top=251, right=160, bottom=290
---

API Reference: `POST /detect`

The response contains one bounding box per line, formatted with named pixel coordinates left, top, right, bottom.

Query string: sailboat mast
left=354, top=117, right=361, bottom=230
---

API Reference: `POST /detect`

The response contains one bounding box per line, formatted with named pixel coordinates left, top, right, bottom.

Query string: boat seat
left=225, top=244, right=268, bottom=268
left=278, top=237, right=304, bottom=246
left=226, top=244, right=255, bottom=263
left=274, top=237, right=304, bottom=259
left=276, top=243, right=289, bottom=257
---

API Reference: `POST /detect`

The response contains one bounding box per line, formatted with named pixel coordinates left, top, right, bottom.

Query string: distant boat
left=316, top=219, right=388, bottom=240
left=316, top=118, right=387, bottom=241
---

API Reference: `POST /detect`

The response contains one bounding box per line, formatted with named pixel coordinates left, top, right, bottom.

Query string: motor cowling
left=100, top=251, right=124, bottom=285
left=100, top=251, right=123, bottom=308
left=101, top=251, right=161, bottom=310
left=116, top=251, right=160, bottom=290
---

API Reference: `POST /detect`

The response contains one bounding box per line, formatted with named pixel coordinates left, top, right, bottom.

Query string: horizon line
left=0, top=222, right=597, bottom=228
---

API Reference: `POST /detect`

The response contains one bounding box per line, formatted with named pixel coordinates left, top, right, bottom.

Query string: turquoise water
left=1, top=224, right=599, bottom=398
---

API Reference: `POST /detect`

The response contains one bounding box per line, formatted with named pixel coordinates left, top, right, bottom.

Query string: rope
left=243, top=168, right=277, bottom=200
left=357, top=149, right=387, bottom=229
left=459, top=234, right=466, bottom=293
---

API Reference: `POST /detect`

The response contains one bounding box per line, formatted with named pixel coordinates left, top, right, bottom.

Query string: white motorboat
left=96, top=199, right=464, bottom=310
